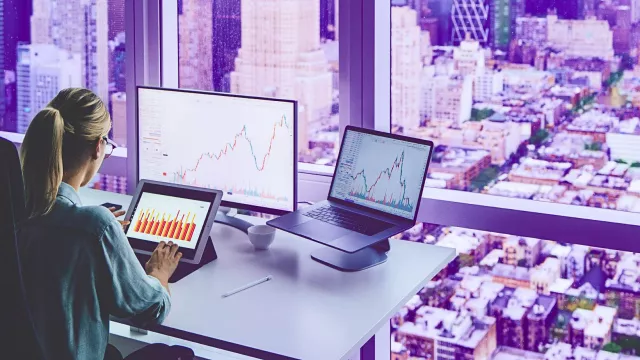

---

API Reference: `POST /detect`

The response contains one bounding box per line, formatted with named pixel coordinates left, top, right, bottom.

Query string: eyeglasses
left=102, top=136, right=117, bottom=159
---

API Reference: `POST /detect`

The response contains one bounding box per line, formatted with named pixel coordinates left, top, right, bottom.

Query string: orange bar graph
left=133, top=210, right=145, bottom=232
left=150, top=214, right=161, bottom=235
left=178, top=213, right=191, bottom=240
left=132, top=208, right=198, bottom=241
left=156, top=214, right=167, bottom=236
left=186, top=215, right=196, bottom=241
left=167, top=210, right=181, bottom=238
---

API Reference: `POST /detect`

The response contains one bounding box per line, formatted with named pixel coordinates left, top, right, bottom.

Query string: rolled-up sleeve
left=98, top=221, right=171, bottom=327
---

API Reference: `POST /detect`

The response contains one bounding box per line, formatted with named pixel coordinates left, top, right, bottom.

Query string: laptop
left=267, top=126, right=434, bottom=254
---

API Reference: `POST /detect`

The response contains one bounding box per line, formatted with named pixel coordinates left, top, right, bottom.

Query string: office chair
left=0, top=136, right=44, bottom=359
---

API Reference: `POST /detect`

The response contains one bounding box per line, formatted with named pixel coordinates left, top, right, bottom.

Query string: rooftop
left=491, top=264, right=530, bottom=282
left=568, top=110, right=620, bottom=133
left=511, top=158, right=572, bottom=181
left=399, top=306, right=496, bottom=349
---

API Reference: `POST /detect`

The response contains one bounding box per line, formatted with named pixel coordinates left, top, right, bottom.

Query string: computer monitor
left=136, top=87, right=297, bottom=231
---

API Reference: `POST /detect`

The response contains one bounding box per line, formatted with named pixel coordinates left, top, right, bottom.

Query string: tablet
left=125, top=180, right=223, bottom=264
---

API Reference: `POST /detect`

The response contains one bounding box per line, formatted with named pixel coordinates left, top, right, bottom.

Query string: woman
left=18, top=88, right=188, bottom=360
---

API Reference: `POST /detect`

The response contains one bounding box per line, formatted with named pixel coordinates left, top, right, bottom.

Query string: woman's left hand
left=108, top=207, right=130, bottom=230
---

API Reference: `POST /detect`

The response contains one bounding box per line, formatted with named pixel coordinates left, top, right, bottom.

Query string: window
left=389, top=1, right=640, bottom=219
left=392, top=223, right=640, bottom=359
left=176, top=0, right=340, bottom=166
left=1, top=0, right=127, bottom=193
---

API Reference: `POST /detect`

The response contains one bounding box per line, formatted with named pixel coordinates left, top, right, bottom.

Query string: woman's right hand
left=145, top=241, right=182, bottom=290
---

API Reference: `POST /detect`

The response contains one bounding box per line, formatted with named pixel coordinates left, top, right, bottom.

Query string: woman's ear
left=92, top=139, right=102, bottom=160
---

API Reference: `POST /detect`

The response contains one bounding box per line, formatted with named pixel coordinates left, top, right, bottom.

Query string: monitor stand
left=214, top=211, right=253, bottom=233
left=310, top=239, right=390, bottom=272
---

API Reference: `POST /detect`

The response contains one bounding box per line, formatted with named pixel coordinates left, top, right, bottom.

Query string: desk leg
left=359, top=335, right=375, bottom=360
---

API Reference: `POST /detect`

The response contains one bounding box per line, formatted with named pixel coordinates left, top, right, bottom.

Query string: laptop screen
left=329, top=129, right=433, bottom=220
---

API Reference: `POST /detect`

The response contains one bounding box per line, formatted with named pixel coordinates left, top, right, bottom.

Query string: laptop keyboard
left=304, top=205, right=393, bottom=236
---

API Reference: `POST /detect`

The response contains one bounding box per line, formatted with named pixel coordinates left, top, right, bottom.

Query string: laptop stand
left=310, top=239, right=390, bottom=272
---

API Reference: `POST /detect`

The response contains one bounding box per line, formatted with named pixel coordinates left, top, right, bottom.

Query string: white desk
left=80, top=188, right=455, bottom=360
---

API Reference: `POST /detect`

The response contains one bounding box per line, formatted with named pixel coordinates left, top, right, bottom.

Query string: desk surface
left=80, top=187, right=455, bottom=360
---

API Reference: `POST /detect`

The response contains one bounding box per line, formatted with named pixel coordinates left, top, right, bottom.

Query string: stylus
left=221, top=275, right=273, bottom=298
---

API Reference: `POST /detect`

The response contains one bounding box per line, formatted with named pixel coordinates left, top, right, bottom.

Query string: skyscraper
left=1, top=0, right=32, bottom=131
left=31, top=0, right=109, bottom=104
left=230, top=0, right=333, bottom=154
left=31, top=0, right=51, bottom=44
left=17, top=44, right=82, bottom=133
left=428, top=0, right=453, bottom=45
left=212, top=0, right=241, bottom=92
left=110, top=32, right=126, bottom=93
left=490, top=0, right=511, bottom=50
left=179, top=0, right=213, bottom=90
left=110, top=92, right=127, bottom=147
left=488, top=0, right=525, bottom=50
left=391, top=7, right=422, bottom=131
left=320, top=0, right=337, bottom=40
left=108, top=0, right=125, bottom=40
left=452, top=0, right=490, bottom=45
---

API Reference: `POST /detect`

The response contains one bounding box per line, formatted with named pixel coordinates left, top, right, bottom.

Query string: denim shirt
left=18, top=182, right=171, bottom=360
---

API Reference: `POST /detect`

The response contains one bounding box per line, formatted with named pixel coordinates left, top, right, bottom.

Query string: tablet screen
left=126, top=193, right=211, bottom=249
left=126, top=181, right=220, bottom=260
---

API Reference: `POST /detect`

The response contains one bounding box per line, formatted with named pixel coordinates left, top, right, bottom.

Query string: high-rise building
left=452, top=0, right=490, bottom=45
left=527, top=0, right=585, bottom=20
left=1, top=0, right=32, bottom=131
left=17, top=44, right=82, bottom=133
left=474, top=71, right=504, bottom=101
left=424, top=75, right=473, bottom=127
left=516, top=16, right=548, bottom=48
left=392, top=7, right=422, bottom=131
left=108, top=0, right=125, bottom=40
left=32, top=0, right=109, bottom=105
left=179, top=0, right=213, bottom=91
left=428, top=0, right=453, bottom=45
left=110, top=92, right=127, bottom=147
left=231, top=0, right=333, bottom=154
left=320, top=0, right=337, bottom=40
left=490, top=0, right=511, bottom=50
left=31, top=0, right=51, bottom=44
left=489, top=0, right=525, bottom=50
left=547, top=14, right=615, bottom=61
left=110, top=32, right=126, bottom=93
left=453, top=34, right=486, bottom=77
left=212, top=0, right=241, bottom=92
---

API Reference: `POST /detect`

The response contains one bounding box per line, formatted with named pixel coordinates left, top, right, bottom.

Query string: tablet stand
left=135, top=236, right=218, bottom=283
left=215, top=212, right=253, bottom=233
left=310, top=239, right=390, bottom=272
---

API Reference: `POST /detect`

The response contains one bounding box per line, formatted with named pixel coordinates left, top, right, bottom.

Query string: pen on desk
left=222, top=275, right=273, bottom=298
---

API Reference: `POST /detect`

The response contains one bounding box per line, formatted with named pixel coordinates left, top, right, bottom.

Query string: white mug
left=247, top=225, right=276, bottom=250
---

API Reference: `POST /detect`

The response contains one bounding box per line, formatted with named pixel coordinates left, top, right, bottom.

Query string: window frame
left=3, top=0, right=637, bottom=253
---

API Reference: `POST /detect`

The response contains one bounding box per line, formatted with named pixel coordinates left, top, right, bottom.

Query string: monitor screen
left=137, top=87, right=297, bottom=214
left=329, top=129, right=432, bottom=220
left=126, top=192, right=211, bottom=250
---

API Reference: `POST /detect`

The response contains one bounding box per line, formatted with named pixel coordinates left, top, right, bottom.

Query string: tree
left=584, top=142, right=603, bottom=151
left=615, top=159, right=629, bottom=164
left=603, top=342, right=622, bottom=354
left=471, top=108, right=495, bottom=122
left=631, top=162, right=640, bottom=168
left=529, top=129, right=550, bottom=147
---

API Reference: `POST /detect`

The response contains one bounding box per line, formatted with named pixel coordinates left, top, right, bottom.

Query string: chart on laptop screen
left=330, top=131, right=432, bottom=220
left=137, top=88, right=296, bottom=212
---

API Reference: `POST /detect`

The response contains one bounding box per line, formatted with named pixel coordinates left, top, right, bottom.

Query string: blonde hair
left=20, top=88, right=111, bottom=218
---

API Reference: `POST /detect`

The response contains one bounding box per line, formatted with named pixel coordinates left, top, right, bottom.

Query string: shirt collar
left=57, top=182, right=83, bottom=206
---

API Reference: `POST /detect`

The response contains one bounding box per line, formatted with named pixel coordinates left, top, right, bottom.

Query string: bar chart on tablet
left=126, top=193, right=211, bottom=249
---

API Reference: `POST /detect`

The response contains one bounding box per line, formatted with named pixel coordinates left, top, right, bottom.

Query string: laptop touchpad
left=292, top=221, right=351, bottom=242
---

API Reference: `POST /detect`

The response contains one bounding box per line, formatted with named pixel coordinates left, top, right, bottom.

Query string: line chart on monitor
left=137, top=89, right=296, bottom=212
